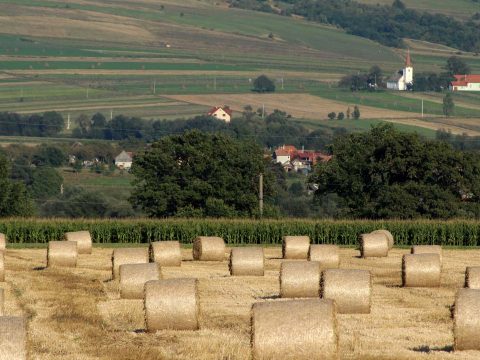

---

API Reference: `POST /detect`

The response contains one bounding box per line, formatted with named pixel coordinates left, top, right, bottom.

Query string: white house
left=273, top=148, right=291, bottom=165
left=387, top=50, right=413, bottom=91
left=451, top=75, right=480, bottom=91
left=115, top=151, right=133, bottom=170
left=207, top=106, right=233, bottom=123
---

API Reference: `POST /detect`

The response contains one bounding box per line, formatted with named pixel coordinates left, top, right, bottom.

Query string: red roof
left=451, top=74, right=480, bottom=87
left=275, top=149, right=290, bottom=156
left=405, top=49, right=412, bottom=67
left=207, top=106, right=233, bottom=117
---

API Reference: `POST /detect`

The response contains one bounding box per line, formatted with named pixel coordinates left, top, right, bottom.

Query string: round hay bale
left=144, top=278, right=199, bottom=331
left=321, top=269, right=371, bottom=314
left=192, top=237, right=225, bottom=261
left=371, top=229, right=394, bottom=249
left=402, top=254, right=441, bottom=287
left=251, top=299, right=338, bottom=360
left=0, top=253, right=4, bottom=282
left=411, top=245, right=443, bottom=263
left=112, top=247, right=149, bottom=280
left=47, top=241, right=77, bottom=268
left=150, top=241, right=182, bottom=267
left=64, top=231, right=92, bottom=255
left=282, top=236, right=310, bottom=259
left=229, top=247, right=264, bottom=276
left=0, top=233, right=6, bottom=252
left=359, top=233, right=388, bottom=258
left=0, top=289, right=4, bottom=316
left=0, top=316, right=27, bottom=360
left=120, top=263, right=161, bottom=299
left=454, top=288, right=480, bottom=351
left=280, top=261, right=321, bottom=298
left=465, top=266, right=480, bottom=289
left=308, top=245, right=340, bottom=269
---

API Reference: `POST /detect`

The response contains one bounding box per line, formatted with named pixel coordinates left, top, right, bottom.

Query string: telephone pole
left=259, top=173, right=264, bottom=218
left=153, top=80, right=156, bottom=94
left=67, top=114, right=71, bottom=130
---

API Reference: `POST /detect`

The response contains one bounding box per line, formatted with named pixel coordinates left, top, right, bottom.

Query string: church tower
left=403, top=49, right=413, bottom=89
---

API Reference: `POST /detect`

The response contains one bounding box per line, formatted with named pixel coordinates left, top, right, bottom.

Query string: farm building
left=387, top=50, right=413, bottom=91
left=115, top=151, right=133, bottom=170
left=207, top=106, right=233, bottom=122
left=450, top=74, right=480, bottom=91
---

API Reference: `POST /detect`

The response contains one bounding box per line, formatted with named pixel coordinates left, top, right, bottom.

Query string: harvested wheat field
left=3, top=247, right=480, bottom=359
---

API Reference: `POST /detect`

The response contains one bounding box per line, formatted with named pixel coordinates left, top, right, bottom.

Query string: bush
left=327, top=112, right=336, bottom=120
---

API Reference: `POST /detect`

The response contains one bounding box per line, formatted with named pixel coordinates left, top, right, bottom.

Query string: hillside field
left=2, top=246, right=480, bottom=359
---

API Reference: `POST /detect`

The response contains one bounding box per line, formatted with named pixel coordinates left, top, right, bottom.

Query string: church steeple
left=405, top=49, right=412, bottom=67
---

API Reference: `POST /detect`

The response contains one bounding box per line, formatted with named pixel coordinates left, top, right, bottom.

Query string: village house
left=273, top=145, right=331, bottom=173
left=115, top=150, right=133, bottom=170
left=450, top=74, right=480, bottom=91
left=207, top=106, right=233, bottom=122
left=387, top=50, right=413, bottom=91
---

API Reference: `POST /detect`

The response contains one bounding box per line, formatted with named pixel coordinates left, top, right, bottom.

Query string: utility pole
left=259, top=173, right=264, bottom=218
left=214, top=76, right=217, bottom=91
left=60, top=183, right=64, bottom=195
left=281, top=78, right=284, bottom=90
left=110, top=109, right=113, bottom=120
left=262, top=104, right=265, bottom=119
left=421, top=99, right=424, bottom=118
left=67, top=113, right=71, bottom=130
left=153, top=80, right=156, bottom=94
left=86, top=87, right=89, bottom=99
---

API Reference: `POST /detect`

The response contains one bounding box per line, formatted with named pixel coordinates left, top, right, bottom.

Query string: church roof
left=405, top=49, right=412, bottom=67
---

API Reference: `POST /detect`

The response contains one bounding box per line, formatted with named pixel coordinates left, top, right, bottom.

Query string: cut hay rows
left=402, top=254, right=441, bottom=287
left=454, top=288, right=480, bottom=351
left=229, top=247, right=264, bottom=276
left=192, top=237, right=225, bottom=261
left=64, top=231, right=92, bottom=255
left=308, top=244, right=340, bottom=269
left=144, top=278, right=199, bottom=331
left=112, top=248, right=149, bottom=280
left=321, top=269, right=371, bottom=314
left=465, top=266, right=480, bottom=289
left=0, top=289, right=3, bottom=316
left=0, top=252, right=4, bottom=282
left=282, top=236, right=310, bottom=259
left=359, top=233, right=389, bottom=258
left=119, top=263, right=161, bottom=299
left=251, top=299, right=338, bottom=360
left=411, top=245, right=443, bottom=263
left=150, top=241, right=182, bottom=267
left=0, top=233, right=5, bottom=252
left=280, top=261, right=321, bottom=298
left=47, top=241, right=77, bottom=268
left=371, top=229, right=394, bottom=249
left=0, top=316, right=27, bottom=360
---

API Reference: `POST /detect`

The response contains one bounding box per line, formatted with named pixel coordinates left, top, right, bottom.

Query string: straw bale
left=0, top=253, right=4, bottom=282
left=150, top=241, right=182, bottom=267
left=0, top=316, right=27, bottom=360
left=465, top=266, right=480, bottom=289
left=371, top=229, right=394, bottom=249
left=112, top=247, right=149, bottom=280
left=251, top=299, right=338, bottom=360
left=411, top=245, right=443, bottom=262
left=359, top=233, right=388, bottom=258
left=119, top=263, right=161, bottom=299
left=47, top=241, right=77, bottom=268
left=454, top=288, right=480, bottom=351
left=229, top=247, right=264, bottom=276
left=0, top=233, right=5, bottom=252
left=0, top=289, right=4, bottom=316
left=282, top=236, right=310, bottom=259
left=280, top=261, right=321, bottom=298
left=144, top=278, right=199, bottom=331
left=64, top=231, right=92, bottom=254
left=192, top=237, right=225, bottom=261
left=321, top=269, right=371, bottom=314
left=308, top=244, right=340, bottom=269
left=402, top=254, right=441, bottom=287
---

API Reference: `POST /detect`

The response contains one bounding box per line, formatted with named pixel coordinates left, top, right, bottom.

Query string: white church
left=387, top=50, right=413, bottom=91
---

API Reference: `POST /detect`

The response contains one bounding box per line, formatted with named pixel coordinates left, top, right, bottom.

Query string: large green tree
left=445, top=56, right=471, bottom=76
left=310, top=124, right=480, bottom=219
left=130, top=130, right=274, bottom=217
left=0, top=155, right=34, bottom=217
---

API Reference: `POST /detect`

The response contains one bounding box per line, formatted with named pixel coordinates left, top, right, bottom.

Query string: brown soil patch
left=4, top=247, right=480, bottom=359
left=165, top=93, right=423, bottom=119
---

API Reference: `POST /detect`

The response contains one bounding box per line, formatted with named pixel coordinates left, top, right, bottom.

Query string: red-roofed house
left=451, top=75, right=480, bottom=92
left=273, top=145, right=331, bottom=172
left=207, top=106, right=233, bottom=122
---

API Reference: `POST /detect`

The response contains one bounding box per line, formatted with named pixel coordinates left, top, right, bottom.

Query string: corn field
left=0, top=218, right=480, bottom=246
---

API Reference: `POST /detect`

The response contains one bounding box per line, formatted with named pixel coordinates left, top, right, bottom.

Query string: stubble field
left=4, top=246, right=480, bottom=359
